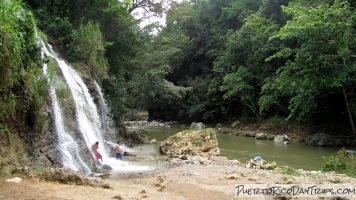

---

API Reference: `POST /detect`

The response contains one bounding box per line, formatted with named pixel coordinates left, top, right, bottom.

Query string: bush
left=322, top=148, right=356, bottom=177
left=268, top=115, right=287, bottom=127
left=0, top=0, right=45, bottom=122
left=278, top=167, right=300, bottom=176
left=68, top=21, right=108, bottom=81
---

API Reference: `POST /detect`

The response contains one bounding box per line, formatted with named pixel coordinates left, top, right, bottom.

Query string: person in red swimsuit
left=92, top=141, right=103, bottom=165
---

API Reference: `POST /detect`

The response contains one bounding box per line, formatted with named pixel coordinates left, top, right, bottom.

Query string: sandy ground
left=1, top=158, right=356, bottom=200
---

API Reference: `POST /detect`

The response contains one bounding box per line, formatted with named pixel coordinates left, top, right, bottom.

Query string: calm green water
left=144, top=126, right=343, bottom=171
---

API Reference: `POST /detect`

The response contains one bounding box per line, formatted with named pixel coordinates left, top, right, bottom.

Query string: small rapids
left=107, top=143, right=181, bottom=179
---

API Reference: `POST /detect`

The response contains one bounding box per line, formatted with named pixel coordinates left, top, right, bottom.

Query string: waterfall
left=94, top=81, right=116, bottom=141
left=40, top=40, right=151, bottom=173
left=41, top=40, right=91, bottom=173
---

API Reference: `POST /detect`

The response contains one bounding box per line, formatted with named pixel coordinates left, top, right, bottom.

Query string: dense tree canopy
left=1, top=0, right=355, bottom=139
left=134, top=0, right=355, bottom=138
left=25, top=0, right=144, bottom=121
left=261, top=0, right=356, bottom=134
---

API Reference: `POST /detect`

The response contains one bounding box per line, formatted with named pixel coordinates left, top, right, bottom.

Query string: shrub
left=170, top=135, right=181, bottom=142
left=322, top=148, right=356, bottom=177
left=0, top=0, right=47, bottom=122
left=278, top=167, right=300, bottom=176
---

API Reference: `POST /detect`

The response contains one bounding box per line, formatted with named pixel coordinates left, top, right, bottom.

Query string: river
left=142, top=126, right=344, bottom=171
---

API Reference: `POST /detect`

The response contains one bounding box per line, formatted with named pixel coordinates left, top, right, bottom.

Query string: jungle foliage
left=24, top=0, right=150, bottom=122
left=135, top=0, right=355, bottom=139
left=0, top=0, right=48, bottom=173
left=1, top=0, right=355, bottom=140
left=0, top=0, right=47, bottom=125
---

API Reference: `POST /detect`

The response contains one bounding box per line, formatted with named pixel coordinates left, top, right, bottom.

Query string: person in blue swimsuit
left=114, top=141, right=123, bottom=160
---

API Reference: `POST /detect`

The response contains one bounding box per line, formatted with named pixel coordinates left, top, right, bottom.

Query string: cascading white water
left=94, top=82, right=132, bottom=152
left=93, top=81, right=145, bottom=170
left=41, top=40, right=91, bottom=173
left=94, top=81, right=116, bottom=140
left=40, top=40, right=151, bottom=173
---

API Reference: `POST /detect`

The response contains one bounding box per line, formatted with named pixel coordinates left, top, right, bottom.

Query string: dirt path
left=1, top=159, right=355, bottom=200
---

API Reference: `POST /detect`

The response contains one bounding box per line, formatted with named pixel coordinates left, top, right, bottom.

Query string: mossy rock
left=159, top=128, right=220, bottom=157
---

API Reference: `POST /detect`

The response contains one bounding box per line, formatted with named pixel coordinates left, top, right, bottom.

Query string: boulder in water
left=345, top=150, right=356, bottom=155
left=102, top=164, right=112, bottom=170
left=190, top=122, right=206, bottom=130
left=273, top=134, right=290, bottom=143
left=159, top=128, right=219, bottom=158
left=255, top=133, right=267, bottom=140
left=305, top=133, right=342, bottom=147
left=283, top=141, right=290, bottom=145
left=93, top=164, right=112, bottom=173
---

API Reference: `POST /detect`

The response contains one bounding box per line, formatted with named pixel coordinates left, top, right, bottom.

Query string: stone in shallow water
left=190, top=122, right=206, bottom=130
left=102, top=164, right=113, bottom=170
left=345, top=150, right=356, bottom=155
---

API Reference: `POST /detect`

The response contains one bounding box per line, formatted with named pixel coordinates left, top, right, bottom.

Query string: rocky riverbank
left=4, top=127, right=355, bottom=200
left=124, top=120, right=356, bottom=147
left=1, top=156, right=355, bottom=200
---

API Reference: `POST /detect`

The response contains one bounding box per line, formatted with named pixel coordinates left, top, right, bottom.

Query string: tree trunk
left=49, top=0, right=54, bottom=14
left=343, top=87, right=356, bottom=139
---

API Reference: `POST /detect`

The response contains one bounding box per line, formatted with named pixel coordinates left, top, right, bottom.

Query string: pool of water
left=143, top=126, right=346, bottom=171
left=217, top=133, right=340, bottom=170
left=108, top=142, right=169, bottom=179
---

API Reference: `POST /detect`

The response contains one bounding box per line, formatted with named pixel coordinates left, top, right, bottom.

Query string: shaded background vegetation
left=134, top=0, right=355, bottom=141
left=1, top=0, right=355, bottom=149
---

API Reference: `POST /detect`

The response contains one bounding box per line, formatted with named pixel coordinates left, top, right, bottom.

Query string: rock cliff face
left=0, top=77, right=108, bottom=174
left=159, top=128, right=220, bottom=158
left=0, top=108, right=60, bottom=176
